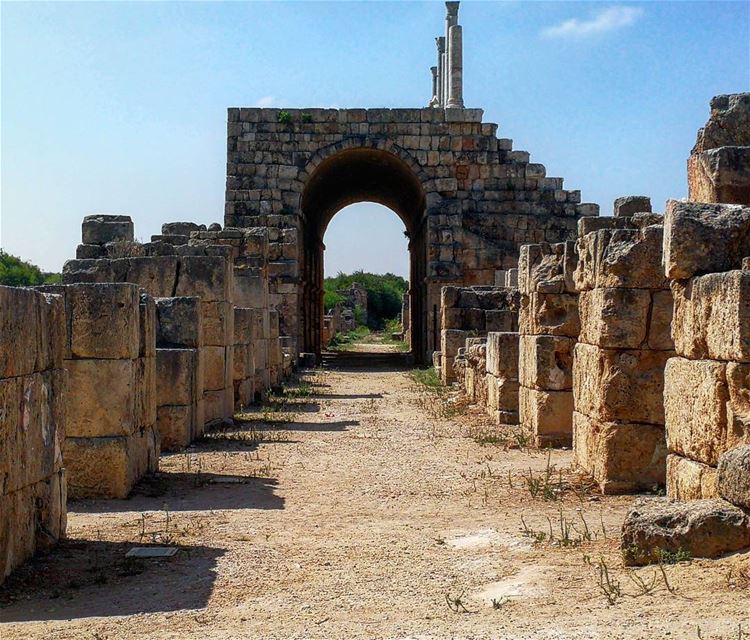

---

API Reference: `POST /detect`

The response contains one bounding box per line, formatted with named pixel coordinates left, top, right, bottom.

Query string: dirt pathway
left=1, top=352, right=748, bottom=639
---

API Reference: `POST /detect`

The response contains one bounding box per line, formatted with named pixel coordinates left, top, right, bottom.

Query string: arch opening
left=300, top=147, right=429, bottom=362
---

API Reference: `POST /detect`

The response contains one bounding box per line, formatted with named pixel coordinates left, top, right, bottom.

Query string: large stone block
left=688, top=147, right=750, bottom=206
left=123, top=256, right=179, bottom=297
left=666, top=454, right=718, bottom=501
left=203, top=346, right=229, bottom=392
left=234, top=307, right=255, bottom=345
left=156, top=348, right=199, bottom=406
left=519, top=334, right=574, bottom=391
left=66, top=358, right=135, bottom=437
left=573, top=343, right=672, bottom=425
left=175, top=256, right=232, bottom=302
left=717, top=445, right=750, bottom=509
left=519, top=386, right=574, bottom=446
left=157, top=404, right=193, bottom=451
left=135, top=356, right=156, bottom=428
left=201, top=300, right=232, bottom=346
left=81, top=214, right=134, bottom=245
left=486, top=375, right=519, bottom=420
left=664, top=357, right=728, bottom=466
left=519, top=292, right=579, bottom=338
left=692, top=93, right=750, bottom=153
left=485, top=331, right=519, bottom=379
left=575, top=225, right=667, bottom=291
left=0, top=287, right=42, bottom=377
left=621, top=497, right=750, bottom=566
left=648, top=290, right=675, bottom=351
left=138, top=294, right=156, bottom=358
left=727, top=362, right=750, bottom=449
left=573, top=411, right=667, bottom=494
left=663, top=200, right=750, bottom=279
left=155, top=296, right=202, bottom=348
left=517, top=241, right=576, bottom=295
left=68, top=283, right=140, bottom=359
left=671, top=271, right=750, bottom=362
left=578, top=288, right=650, bottom=349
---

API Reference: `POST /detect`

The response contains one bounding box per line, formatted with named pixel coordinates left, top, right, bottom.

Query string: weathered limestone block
left=688, top=147, right=750, bottom=205
left=440, top=329, right=468, bottom=383
left=201, top=300, right=232, bottom=346
left=692, top=93, right=750, bottom=153
left=649, top=290, right=675, bottom=351
left=519, top=386, right=574, bottom=446
left=64, top=426, right=159, bottom=499
left=667, top=454, right=718, bottom=501
left=486, top=376, right=519, bottom=424
left=575, top=224, right=667, bottom=291
left=175, top=256, right=232, bottom=302
left=157, top=349, right=199, bottom=406
left=81, top=214, right=134, bottom=245
left=573, top=411, right=667, bottom=494
left=621, top=497, right=750, bottom=566
left=717, top=445, right=750, bottom=509
left=486, top=331, right=519, bottom=379
left=0, top=287, right=56, bottom=378
left=518, top=241, right=576, bottom=295
left=162, top=221, right=206, bottom=236
left=671, top=271, right=750, bottom=362
left=519, top=334, right=574, bottom=391
left=203, top=346, right=229, bottom=392
left=614, top=196, right=651, bottom=217
left=663, top=200, right=750, bottom=280
left=155, top=297, right=202, bottom=348
left=124, top=256, right=179, bottom=297
left=578, top=288, right=650, bottom=349
left=727, top=362, right=750, bottom=448
left=519, top=292, right=579, bottom=337
left=574, top=343, right=672, bottom=425
left=664, top=357, right=729, bottom=467
left=66, top=359, right=136, bottom=438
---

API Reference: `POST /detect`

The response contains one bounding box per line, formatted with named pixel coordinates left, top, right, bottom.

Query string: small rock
left=621, top=497, right=750, bottom=566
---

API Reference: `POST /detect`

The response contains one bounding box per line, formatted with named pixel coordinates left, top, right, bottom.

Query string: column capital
left=446, top=1, right=460, bottom=19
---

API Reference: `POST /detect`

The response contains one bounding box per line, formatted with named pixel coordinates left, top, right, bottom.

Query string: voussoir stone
left=621, top=497, right=750, bottom=566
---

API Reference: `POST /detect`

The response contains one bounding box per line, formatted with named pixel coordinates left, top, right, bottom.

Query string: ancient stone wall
left=155, top=297, right=205, bottom=449
left=485, top=331, right=520, bottom=425
left=517, top=241, right=578, bottom=447
left=438, top=285, right=519, bottom=384
left=37, top=283, right=159, bottom=499
left=663, top=200, right=750, bottom=501
left=573, top=203, right=674, bottom=494
left=225, top=107, right=596, bottom=361
left=688, top=94, right=750, bottom=205
left=0, top=286, right=67, bottom=583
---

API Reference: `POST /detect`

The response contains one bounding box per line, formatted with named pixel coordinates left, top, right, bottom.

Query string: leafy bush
left=0, top=251, right=60, bottom=286
left=277, top=111, right=291, bottom=125
left=323, top=270, right=408, bottom=330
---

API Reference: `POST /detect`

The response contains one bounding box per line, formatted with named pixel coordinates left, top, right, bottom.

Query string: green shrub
left=277, top=111, right=291, bottom=125
left=323, top=270, right=408, bottom=330
left=0, top=250, right=60, bottom=287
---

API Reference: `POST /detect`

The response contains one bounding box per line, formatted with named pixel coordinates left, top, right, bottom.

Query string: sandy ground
left=2, top=344, right=749, bottom=639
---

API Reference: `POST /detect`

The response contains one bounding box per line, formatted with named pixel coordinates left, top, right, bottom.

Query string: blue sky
left=2, top=1, right=748, bottom=276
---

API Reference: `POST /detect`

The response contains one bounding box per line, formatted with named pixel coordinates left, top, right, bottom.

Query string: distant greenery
left=323, top=270, right=408, bottom=330
left=0, top=251, right=61, bottom=286
left=328, top=326, right=371, bottom=350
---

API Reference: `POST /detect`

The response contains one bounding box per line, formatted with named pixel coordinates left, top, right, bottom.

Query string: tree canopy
left=323, top=270, right=408, bottom=330
left=0, top=251, right=61, bottom=287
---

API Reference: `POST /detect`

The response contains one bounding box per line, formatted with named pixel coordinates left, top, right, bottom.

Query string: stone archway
left=299, top=146, right=429, bottom=360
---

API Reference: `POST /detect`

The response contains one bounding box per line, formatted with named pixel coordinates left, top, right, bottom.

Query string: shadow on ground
left=0, top=539, right=225, bottom=622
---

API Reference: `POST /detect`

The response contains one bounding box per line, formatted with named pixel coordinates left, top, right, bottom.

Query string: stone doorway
left=300, top=147, right=428, bottom=361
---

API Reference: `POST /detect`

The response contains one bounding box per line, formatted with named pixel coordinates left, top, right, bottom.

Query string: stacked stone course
left=573, top=203, right=675, bottom=494
left=663, top=200, right=750, bottom=501
left=485, top=331, right=520, bottom=425
left=37, top=283, right=159, bottom=499
left=0, top=287, right=67, bottom=581
left=517, top=241, right=579, bottom=447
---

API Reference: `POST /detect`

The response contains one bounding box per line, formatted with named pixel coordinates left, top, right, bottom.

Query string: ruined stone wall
left=463, top=338, right=488, bottom=406
left=155, top=297, right=205, bottom=449
left=517, top=241, right=578, bottom=447
left=688, top=94, right=750, bottom=206
left=0, top=287, right=67, bottom=583
left=663, top=200, right=750, bottom=502
left=438, top=285, right=519, bottom=384
left=37, top=283, right=159, bottom=499
left=225, top=107, right=596, bottom=360
left=233, top=307, right=256, bottom=410
left=485, top=331, right=520, bottom=425
left=573, top=203, right=674, bottom=494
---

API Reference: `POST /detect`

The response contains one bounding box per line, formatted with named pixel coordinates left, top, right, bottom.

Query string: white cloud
left=541, top=6, right=644, bottom=38
left=254, top=96, right=276, bottom=108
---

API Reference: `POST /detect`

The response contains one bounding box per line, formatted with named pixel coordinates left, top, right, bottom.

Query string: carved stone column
left=436, top=37, right=446, bottom=107
left=446, top=24, right=464, bottom=108
left=429, top=66, right=439, bottom=107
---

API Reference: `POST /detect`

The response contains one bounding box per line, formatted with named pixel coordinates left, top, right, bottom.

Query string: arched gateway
left=224, top=107, right=595, bottom=363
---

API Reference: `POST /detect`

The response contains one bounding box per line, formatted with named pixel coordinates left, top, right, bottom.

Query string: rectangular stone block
left=578, top=288, right=650, bottom=349
left=156, top=348, right=199, bottom=407
left=233, top=307, right=254, bottom=344
left=68, top=283, right=140, bottom=359
left=663, top=199, right=750, bottom=279
left=135, top=356, right=156, bottom=428
left=519, top=292, right=579, bottom=337
left=155, top=296, right=202, bottom=348
left=575, top=225, right=667, bottom=291
left=157, top=404, right=193, bottom=451
left=81, top=214, right=134, bottom=245
left=486, top=331, right=519, bottom=379
left=727, top=362, right=750, bottom=451
left=664, top=357, right=729, bottom=466
left=0, top=286, right=42, bottom=377
left=124, top=256, right=179, bottom=297
left=486, top=375, right=519, bottom=420
left=518, top=241, right=576, bottom=295
left=201, top=300, right=232, bottom=346
left=139, top=294, right=156, bottom=358
left=485, top=310, right=515, bottom=332
left=175, top=256, right=232, bottom=302
left=666, top=453, right=718, bottom=501
left=519, top=386, right=574, bottom=446
left=648, top=290, right=675, bottom=351
left=203, top=389, right=227, bottom=424
left=203, top=346, right=228, bottom=392
left=573, top=343, right=672, bottom=425
left=573, top=411, right=667, bottom=494
left=519, top=334, right=574, bottom=391
left=688, top=147, right=750, bottom=206
left=441, top=307, right=464, bottom=329
left=671, top=271, right=750, bottom=362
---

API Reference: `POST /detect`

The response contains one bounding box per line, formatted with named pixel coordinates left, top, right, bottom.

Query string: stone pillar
left=436, top=37, right=446, bottom=107
left=429, top=66, right=439, bottom=107
left=446, top=25, right=464, bottom=109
